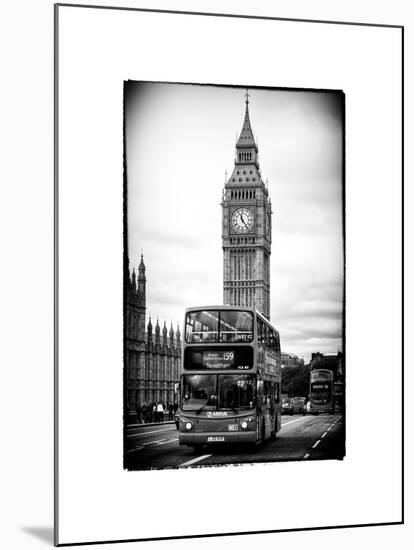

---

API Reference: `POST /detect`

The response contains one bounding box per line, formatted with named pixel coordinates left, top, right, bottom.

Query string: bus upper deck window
left=219, top=310, right=253, bottom=342
left=185, top=310, right=219, bottom=343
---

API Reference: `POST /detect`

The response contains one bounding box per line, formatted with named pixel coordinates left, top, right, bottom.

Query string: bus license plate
left=207, top=436, right=225, bottom=442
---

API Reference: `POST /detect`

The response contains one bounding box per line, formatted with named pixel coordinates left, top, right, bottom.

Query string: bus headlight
left=185, top=422, right=193, bottom=431
left=240, top=421, right=248, bottom=430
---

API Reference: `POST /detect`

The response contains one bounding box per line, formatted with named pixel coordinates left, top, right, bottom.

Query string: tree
left=281, top=364, right=310, bottom=397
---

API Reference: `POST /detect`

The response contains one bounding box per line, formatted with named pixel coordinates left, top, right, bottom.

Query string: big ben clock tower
left=222, top=91, right=272, bottom=319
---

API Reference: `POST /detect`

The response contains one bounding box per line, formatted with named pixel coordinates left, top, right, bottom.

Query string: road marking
left=303, top=415, right=343, bottom=456
left=126, top=427, right=174, bottom=439
left=327, top=416, right=341, bottom=432
left=282, top=417, right=309, bottom=427
left=179, top=454, right=212, bottom=468
left=126, top=422, right=175, bottom=430
left=126, top=438, right=178, bottom=453
left=152, top=438, right=178, bottom=446
left=154, top=439, right=178, bottom=446
left=125, top=446, right=144, bottom=454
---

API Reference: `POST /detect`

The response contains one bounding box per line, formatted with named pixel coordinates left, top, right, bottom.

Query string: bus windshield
left=311, top=371, right=332, bottom=380
left=185, top=310, right=253, bottom=343
left=181, top=374, right=256, bottom=411
left=311, top=383, right=332, bottom=403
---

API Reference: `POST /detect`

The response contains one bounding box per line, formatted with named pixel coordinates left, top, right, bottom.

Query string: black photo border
left=54, top=3, right=404, bottom=547
left=122, top=80, right=346, bottom=472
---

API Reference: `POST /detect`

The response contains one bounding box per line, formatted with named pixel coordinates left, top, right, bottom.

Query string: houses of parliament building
left=125, top=255, right=181, bottom=411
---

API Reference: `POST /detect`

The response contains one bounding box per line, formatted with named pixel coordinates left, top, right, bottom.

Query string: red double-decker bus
left=177, top=306, right=282, bottom=451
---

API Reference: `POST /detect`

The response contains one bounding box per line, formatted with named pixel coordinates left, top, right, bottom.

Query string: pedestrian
left=152, top=402, right=157, bottom=423
left=140, top=403, right=146, bottom=424
left=157, top=402, right=164, bottom=423
left=168, top=403, right=173, bottom=421
left=136, top=404, right=142, bottom=424
left=173, top=402, right=178, bottom=414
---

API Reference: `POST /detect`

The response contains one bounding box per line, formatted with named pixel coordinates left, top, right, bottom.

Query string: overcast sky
left=125, top=82, right=343, bottom=363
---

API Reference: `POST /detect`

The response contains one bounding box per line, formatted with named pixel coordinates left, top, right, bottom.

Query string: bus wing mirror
left=174, top=382, right=180, bottom=395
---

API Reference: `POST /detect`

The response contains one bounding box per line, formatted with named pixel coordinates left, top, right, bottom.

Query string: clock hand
left=241, top=217, right=249, bottom=229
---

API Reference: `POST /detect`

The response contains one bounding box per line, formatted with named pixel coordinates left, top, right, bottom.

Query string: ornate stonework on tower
left=126, top=254, right=147, bottom=344
left=221, top=91, right=272, bottom=319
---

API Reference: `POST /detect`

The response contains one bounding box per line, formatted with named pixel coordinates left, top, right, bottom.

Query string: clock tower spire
left=221, top=90, right=272, bottom=319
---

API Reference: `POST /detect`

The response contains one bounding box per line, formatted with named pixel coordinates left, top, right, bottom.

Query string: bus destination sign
left=312, top=383, right=330, bottom=390
left=202, top=351, right=235, bottom=369
left=185, top=347, right=253, bottom=370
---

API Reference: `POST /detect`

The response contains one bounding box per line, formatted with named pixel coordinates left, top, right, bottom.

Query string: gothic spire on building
left=222, top=90, right=272, bottom=320
left=155, top=317, right=160, bottom=344
left=162, top=321, right=168, bottom=346
left=169, top=322, right=175, bottom=348
left=147, top=316, right=153, bottom=344
left=236, top=90, right=257, bottom=149
left=138, top=253, right=145, bottom=277
left=138, top=253, right=146, bottom=294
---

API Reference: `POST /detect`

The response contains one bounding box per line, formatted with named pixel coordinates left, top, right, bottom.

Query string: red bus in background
left=308, top=369, right=334, bottom=415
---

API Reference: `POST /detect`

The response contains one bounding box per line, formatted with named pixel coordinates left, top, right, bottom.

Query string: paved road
left=124, top=414, right=344, bottom=470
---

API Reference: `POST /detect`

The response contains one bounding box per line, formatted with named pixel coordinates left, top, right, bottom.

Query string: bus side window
left=263, top=381, right=271, bottom=406
left=275, top=332, right=280, bottom=353
left=257, top=317, right=263, bottom=343
left=275, top=382, right=280, bottom=403
left=269, top=330, right=275, bottom=351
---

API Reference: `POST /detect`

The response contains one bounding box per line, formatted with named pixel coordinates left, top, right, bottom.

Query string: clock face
left=232, top=207, right=254, bottom=233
